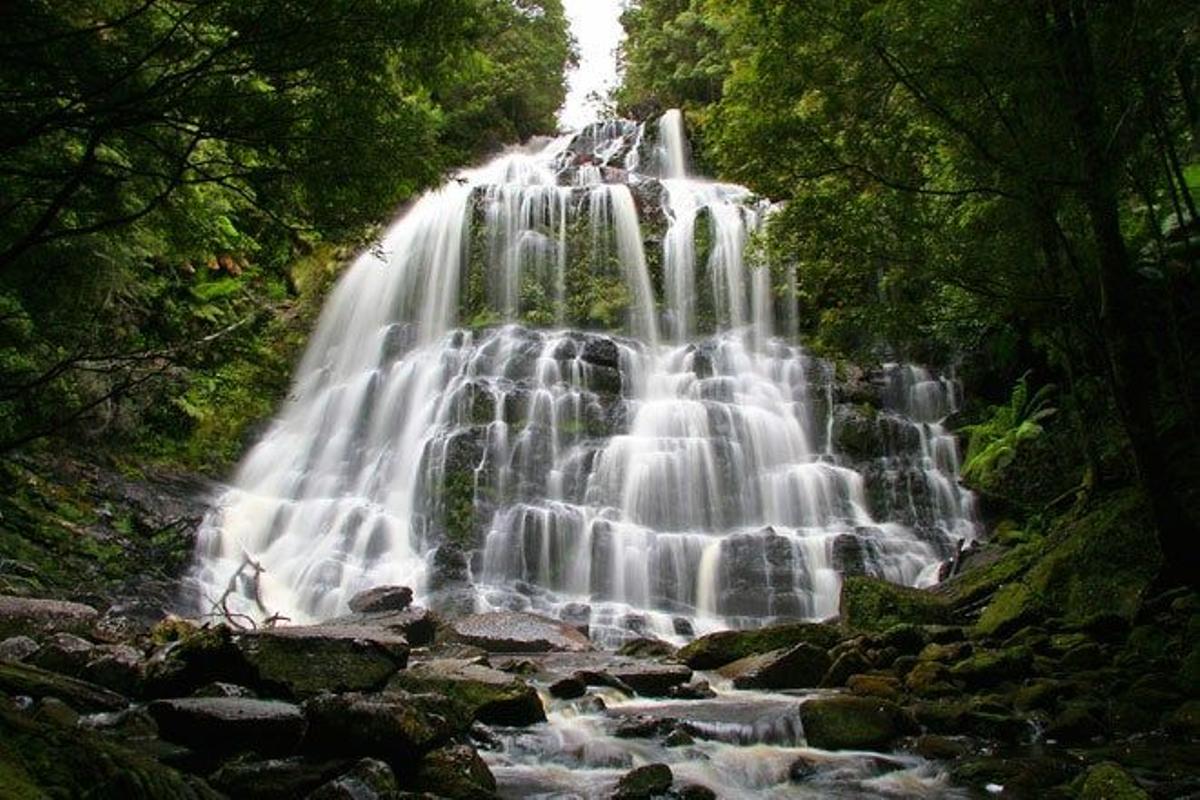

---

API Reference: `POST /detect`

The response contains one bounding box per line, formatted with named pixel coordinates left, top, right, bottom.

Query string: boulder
left=1078, top=762, right=1150, bottom=800
left=612, top=763, right=673, bottom=800
left=676, top=622, right=842, bottom=670
left=388, top=658, right=545, bottom=726
left=448, top=612, right=592, bottom=653
left=142, top=625, right=255, bottom=698
left=615, top=638, right=677, bottom=659
left=839, top=577, right=952, bottom=633
left=0, top=634, right=39, bottom=662
left=348, top=586, right=413, bottom=614
left=29, top=632, right=95, bottom=676
left=208, top=757, right=350, bottom=800
left=0, top=659, right=128, bottom=712
left=847, top=674, right=901, bottom=702
left=799, top=696, right=911, bottom=751
left=235, top=624, right=409, bottom=697
left=821, top=649, right=872, bottom=688
left=324, top=607, right=437, bottom=647
left=948, top=646, right=1033, bottom=689
left=414, top=744, right=497, bottom=799
left=83, top=644, right=144, bottom=695
left=148, top=697, right=307, bottom=756
left=303, top=690, right=468, bottom=763
left=718, top=643, right=831, bottom=690
left=307, top=758, right=400, bottom=800
left=606, top=662, right=694, bottom=697
left=0, top=595, right=99, bottom=640
left=549, top=676, right=587, bottom=699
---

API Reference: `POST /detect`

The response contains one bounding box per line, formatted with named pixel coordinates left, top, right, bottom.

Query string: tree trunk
left=1047, top=0, right=1197, bottom=588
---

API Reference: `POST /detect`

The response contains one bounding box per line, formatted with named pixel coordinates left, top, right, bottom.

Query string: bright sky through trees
left=559, top=0, right=624, bottom=129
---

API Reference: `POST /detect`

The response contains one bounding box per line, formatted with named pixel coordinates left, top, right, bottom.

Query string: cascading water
left=189, top=111, right=977, bottom=644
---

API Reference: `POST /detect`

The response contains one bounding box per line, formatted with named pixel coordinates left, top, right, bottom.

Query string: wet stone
left=148, top=697, right=307, bottom=756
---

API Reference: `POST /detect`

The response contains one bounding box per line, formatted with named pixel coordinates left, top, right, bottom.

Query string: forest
left=0, top=1, right=1198, bottom=798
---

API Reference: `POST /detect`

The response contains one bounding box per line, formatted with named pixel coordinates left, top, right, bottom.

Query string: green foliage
left=962, top=374, right=1057, bottom=490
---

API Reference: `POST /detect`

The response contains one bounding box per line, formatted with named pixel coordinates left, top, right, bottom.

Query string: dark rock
left=308, top=758, right=400, bottom=800
left=612, top=763, right=672, bottom=799
left=799, top=696, right=911, bottom=751
left=1078, top=762, right=1150, bottom=800
left=948, top=646, right=1033, bottom=689
left=846, top=673, right=901, bottom=701
left=676, top=622, right=842, bottom=670
left=915, top=734, right=967, bottom=760
left=193, top=681, right=256, bottom=698
left=0, top=658, right=128, bottom=712
left=549, top=676, right=587, bottom=699
left=664, top=727, right=694, bottom=747
left=675, top=783, right=717, bottom=800
left=348, top=586, right=413, bottom=614
left=673, top=618, right=694, bottom=637
left=30, top=632, right=95, bottom=676
left=788, top=755, right=818, bottom=781
left=142, top=625, right=255, bottom=698
left=1044, top=704, right=1105, bottom=744
left=388, top=658, right=545, bottom=726
left=303, top=690, right=468, bottom=762
left=209, top=757, right=349, bottom=800
left=719, top=643, right=831, bottom=690
left=667, top=680, right=716, bottom=700
left=0, top=634, right=39, bottom=661
left=613, top=715, right=674, bottom=739
left=148, top=697, right=307, bottom=756
left=448, top=612, right=592, bottom=653
left=607, top=662, right=693, bottom=697
left=903, top=661, right=957, bottom=697
left=1165, top=700, right=1200, bottom=737
left=83, top=643, right=143, bottom=695
left=951, top=754, right=1080, bottom=797
left=1059, top=642, right=1107, bottom=671
left=0, top=595, right=99, bottom=640
left=839, top=576, right=951, bottom=633
left=821, top=649, right=872, bottom=688
left=33, top=696, right=80, bottom=727
left=235, top=624, right=409, bottom=697
left=414, top=744, right=497, bottom=799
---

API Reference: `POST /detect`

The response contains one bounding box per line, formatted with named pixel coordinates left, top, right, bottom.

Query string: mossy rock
left=0, top=705, right=219, bottom=799
left=675, top=622, right=842, bottom=670
left=948, top=646, right=1033, bottom=689
left=799, top=695, right=911, bottom=750
left=1077, top=762, right=1150, bottom=800
left=0, top=660, right=128, bottom=713
left=612, top=763, right=673, bottom=800
left=387, top=659, right=545, bottom=726
left=718, top=643, right=832, bottom=690
left=839, top=576, right=953, bottom=634
left=414, top=744, right=497, bottom=799
left=235, top=625, right=409, bottom=698
left=975, top=490, right=1158, bottom=638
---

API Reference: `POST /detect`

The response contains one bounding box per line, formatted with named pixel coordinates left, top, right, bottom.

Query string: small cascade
left=190, top=111, right=977, bottom=641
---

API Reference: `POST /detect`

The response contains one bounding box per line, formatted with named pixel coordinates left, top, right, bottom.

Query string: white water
left=190, top=112, right=977, bottom=639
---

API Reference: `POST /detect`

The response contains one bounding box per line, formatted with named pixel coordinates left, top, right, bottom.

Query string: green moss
left=676, top=622, right=843, bottom=669
left=1078, top=762, right=1150, bottom=800
left=974, top=490, right=1158, bottom=638
left=798, top=695, right=906, bottom=750
left=438, top=469, right=478, bottom=548
left=840, top=576, right=953, bottom=633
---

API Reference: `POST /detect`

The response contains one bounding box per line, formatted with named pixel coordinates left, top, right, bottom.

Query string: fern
left=962, top=372, right=1057, bottom=488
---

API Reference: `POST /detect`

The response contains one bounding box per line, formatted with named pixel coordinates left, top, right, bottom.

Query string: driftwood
left=202, top=551, right=290, bottom=630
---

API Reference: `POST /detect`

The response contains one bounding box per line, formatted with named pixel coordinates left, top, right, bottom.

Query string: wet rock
left=307, top=758, right=400, bottom=800
left=788, top=755, right=818, bottom=781
left=83, top=643, right=144, bottom=695
left=414, top=743, right=497, bottom=799
left=915, top=734, right=967, bottom=760
left=0, top=634, right=39, bottom=661
left=323, top=607, right=437, bottom=648
left=821, top=649, right=872, bottom=688
left=0, top=595, right=99, bottom=640
left=918, top=641, right=972, bottom=663
left=549, top=676, right=587, bottom=699
left=664, top=727, right=694, bottom=747
left=235, top=624, right=409, bottom=697
left=303, top=690, right=468, bottom=762
left=148, top=697, right=307, bottom=756
left=1059, top=642, right=1107, bottom=671
left=388, top=658, right=545, bottom=726
left=193, top=681, right=256, bottom=698
left=612, top=763, right=673, bottom=799
left=33, top=696, right=80, bottom=727
left=208, top=757, right=349, bottom=799
left=581, top=337, right=620, bottom=370
left=668, top=680, right=716, bottom=700
left=29, top=632, right=95, bottom=676
left=877, top=623, right=928, bottom=655
left=448, top=612, right=592, bottom=653
left=0, top=659, right=128, bottom=712
left=951, top=754, right=1079, bottom=797
left=1044, top=703, right=1105, bottom=744
left=142, top=625, right=255, bottom=698
left=676, top=622, right=842, bottom=670
left=675, top=783, right=717, bottom=800
left=903, top=661, right=957, bottom=697
left=672, top=618, right=694, bottom=637
left=1078, top=761, right=1150, bottom=800
left=348, top=585, right=413, bottom=614
left=1165, top=700, right=1200, bottom=737
left=615, top=637, right=677, bottom=659
left=799, top=696, right=910, bottom=751
left=613, top=715, right=675, bottom=739
left=719, top=643, right=831, bottom=690
left=607, top=662, right=693, bottom=697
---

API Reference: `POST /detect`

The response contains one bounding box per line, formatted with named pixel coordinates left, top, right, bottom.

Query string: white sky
left=558, top=0, right=626, bottom=131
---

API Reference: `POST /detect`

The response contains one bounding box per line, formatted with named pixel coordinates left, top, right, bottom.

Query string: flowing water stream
left=188, top=111, right=979, bottom=798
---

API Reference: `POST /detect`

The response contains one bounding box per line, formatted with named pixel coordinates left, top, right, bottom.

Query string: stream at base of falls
left=187, top=109, right=984, bottom=798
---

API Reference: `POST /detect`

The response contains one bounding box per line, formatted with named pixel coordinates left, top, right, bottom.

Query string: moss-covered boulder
left=974, top=490, right=1158, bottom=638
left=612, top=763, right=673, bottom=800
left=414, top=744, right=497, bottom=799
left=948, top=646, right=1033, bottom=689
left=387, top=658, right=545, bottom=726
left=235, top=624, right=409, bottom=698
left=142, top=624, right=255, bottom=698
left=1078, top=762, right=1150, bottom=800
left=839, top=576, right=952, bottom=633
left=798, top=696, right=911, bottom=750
left=302, top=690, right=470, bottom=764
left=718, top=643, right=832, bottom=690
left=675, top=622, right=842, bottom=670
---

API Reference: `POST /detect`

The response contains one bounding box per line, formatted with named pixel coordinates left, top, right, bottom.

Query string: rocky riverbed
left=1, top=569, right=1197, bottom=799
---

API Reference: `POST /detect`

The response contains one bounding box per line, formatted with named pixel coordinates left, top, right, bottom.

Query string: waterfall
left=190, top=113, right=977, bottom=641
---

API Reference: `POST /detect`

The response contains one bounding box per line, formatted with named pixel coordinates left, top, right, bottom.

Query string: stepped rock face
left=190, top=112, right=977, bottom=645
